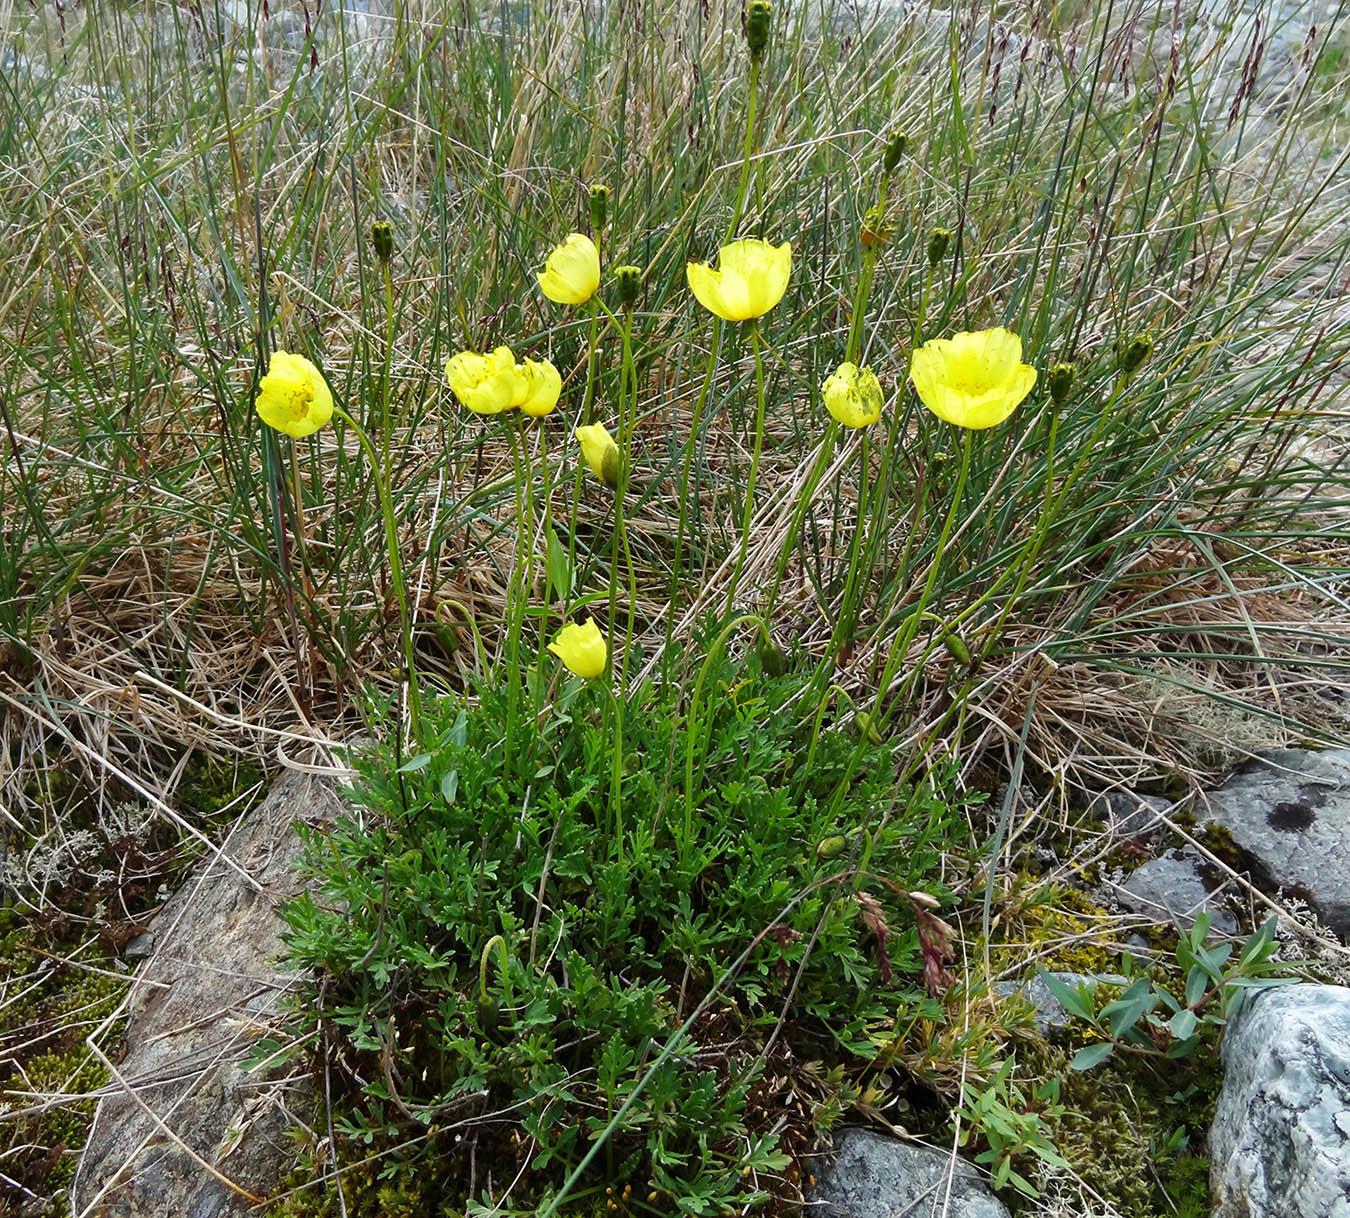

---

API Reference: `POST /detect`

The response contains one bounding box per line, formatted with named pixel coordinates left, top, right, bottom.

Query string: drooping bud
left=853, top=711, right=884, bottom=746
left=1118, top=331, right=1154, bottom=376
left=926, top=227, right=952, bottom=267
left=883, top=131, right=908, bottom=174
left=588, top=183, right=610, bottom=234
left=758, top=633, right=788, bottom=677
left=746, top=0, right=772, bottom=60
left=371, top=221, right=394, bottom=262
left=1048, top=362, right=1076, bottom=405
left=941, top=630, right=972, bottom=666
left=614, top=264, right=642, bottom=308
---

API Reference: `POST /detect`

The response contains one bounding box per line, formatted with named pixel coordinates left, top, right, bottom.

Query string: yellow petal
left=517, top=358, right=562, bottom=417
left=548, top=617, right=608, bottom=678
left=255, top=350, right=332, bottom=438
left=538, top=233, right=601, bottom=305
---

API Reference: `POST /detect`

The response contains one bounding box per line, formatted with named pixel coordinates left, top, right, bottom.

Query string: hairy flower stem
left=667, top=324, right=722, bottom=641
left=564, top=300, right=602, bottom=614
left=333, top=406, right=422, bottom=746
left=379, top=255, right=395, bottom=473
left=608, top=308, right=640, bottom=863
left=863, top=430, right=973, bottom=729
left=728, top=56, right=760, bottom=240
left=505, top=419, right=535, bottom=778
left=723, top=321, right=768, bottom=615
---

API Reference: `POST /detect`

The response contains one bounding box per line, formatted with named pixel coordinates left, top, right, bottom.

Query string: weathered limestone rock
left=1118, top=847, right=1239, bottom=935
left=72, top=766, right=344, bottom=1217
left=811, top=1128, right=1010, bottom=1218
left=1199, top=748, right=1350, bottom=937
left=1211, top=984, right=1350, bottom=1218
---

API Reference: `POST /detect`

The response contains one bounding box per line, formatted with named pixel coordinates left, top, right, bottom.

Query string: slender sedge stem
left=333, top=405, right=422, bottom=746
left=724, top=320, right=767, bottom=615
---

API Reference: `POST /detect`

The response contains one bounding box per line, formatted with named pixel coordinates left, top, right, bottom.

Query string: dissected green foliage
left=274, top=645, right=966, bottom=1214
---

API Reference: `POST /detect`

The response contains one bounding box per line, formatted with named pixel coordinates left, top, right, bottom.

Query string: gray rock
left=994, top=971, right=1127, bottom=1036
left=1083, top=790, right=1171, bottom=838
left=811, top=1128, right=1010, bottom=1218
left=72, top=767, right=345, bottom=1217
left=1211, top=984, right=1350, bottom=1218
left=1200, top=748, right=1350, bottom=937
left=1118, top=847, right=1239, bottom=935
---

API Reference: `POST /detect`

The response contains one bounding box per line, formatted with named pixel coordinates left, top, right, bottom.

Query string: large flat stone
left=1199, top=749, right=1350, bottom=937
left=72, top=766, right=343, bottom=1217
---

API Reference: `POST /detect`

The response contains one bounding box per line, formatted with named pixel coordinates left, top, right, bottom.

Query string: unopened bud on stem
left=371, top=221, right=394, bottom=262
left=1048, top=362, right=1075, bottom=405
left=927, top=227, right=952, bottom=267
left=746, top=1, right=772, bottom=60
left=883, top=131, right=908, bottom=174
left=589, top=184, right=609, bottom=234
left=614, top=264, right=642, bottom=308
left=1118, top=331, right=1154, bottom=376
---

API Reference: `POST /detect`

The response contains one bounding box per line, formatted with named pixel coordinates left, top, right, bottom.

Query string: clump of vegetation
left=273, top=646, right=968, bottom=1214
left=1, top=0, right=1347, bottom=1214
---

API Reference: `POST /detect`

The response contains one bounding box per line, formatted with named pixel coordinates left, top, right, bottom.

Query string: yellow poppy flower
left=446, top=346, right=522, bottom=415
left=255, top=350, right=334, bottom=438
left=909, top=328, right=1037, bottom=430
left=537, top=233, right=601, bottom=305
left=514, top=358, right=562, bottom=418
left=575, top=423, right=621, bottom=489
left=548, top=617, right=607, bottom=679
left=822, top=362, right=884, bottom=428
left=686, top=238, right=791, bottom=321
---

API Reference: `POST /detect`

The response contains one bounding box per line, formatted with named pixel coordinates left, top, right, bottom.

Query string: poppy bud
left=758, top=636, right=788, bottom=677
left=883, top=131, right=908, bottom=174
left=589, top=183, right=610, bottom=233
left=1048, top=362, right=1075, bottom=405
left=853, top=711, right=884, bottom=745
left=371, top=221, right=394, bottom=262
left=816, top=835, right=848, bottom=860
left=746, top=0, right=772, bottom=59
left=1118, top=332, right=1154, bottom=376
left=942, top=630, right=972, bottom=666
left=614, top=264, right=642, bottom=307
left=927, top=227, right=952, bottom=267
